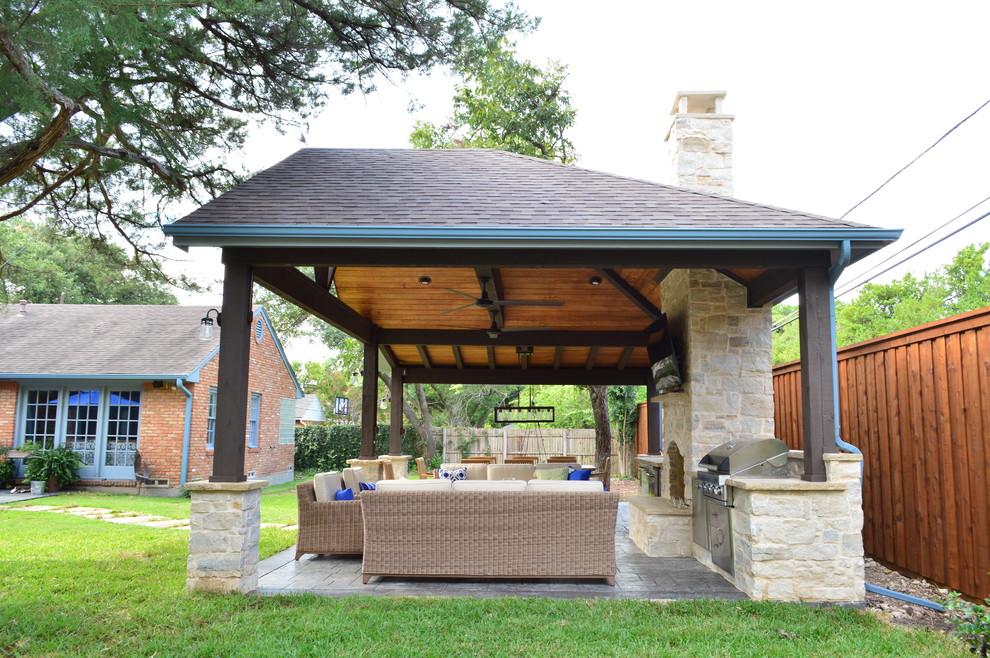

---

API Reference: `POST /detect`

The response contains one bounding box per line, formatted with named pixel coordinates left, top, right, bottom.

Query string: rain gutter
left=176, top=378, right=193, bottom=487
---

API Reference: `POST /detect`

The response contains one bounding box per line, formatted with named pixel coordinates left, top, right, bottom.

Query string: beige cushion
left=486, top=464, right=535, bottom=481
left=342, top=467, right=366, bottom=491
left=313, top=471, right=342, bottom=502
left=533, top=467, right=569, bottom=480
left=439, top=463, right=488, bottom=480
left=375, top=479, right=453, bottom=491
left=534, top=462, right=580, bottom=471
left=452, top=479, right=528, bottom=492
left=526, top=480, right=605, bottom=492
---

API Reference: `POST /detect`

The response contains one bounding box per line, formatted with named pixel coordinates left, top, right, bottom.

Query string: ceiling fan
left=443, top=277, right=564, bottom=315
left=483, top=311, right=551, bottom=339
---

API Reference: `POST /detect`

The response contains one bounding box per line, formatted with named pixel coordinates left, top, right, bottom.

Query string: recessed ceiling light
left=589, top=276, right=603, bottom=286
left=418, top=276, right=432, bottom=285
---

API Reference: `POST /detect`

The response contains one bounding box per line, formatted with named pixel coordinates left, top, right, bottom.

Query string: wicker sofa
left=360, top=482, right=620, bottom=584
left=294, top=478, right=363, bottom=560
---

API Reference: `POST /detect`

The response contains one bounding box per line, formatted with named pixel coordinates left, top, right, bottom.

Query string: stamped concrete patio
left=256, top=503, right=746, bottom=600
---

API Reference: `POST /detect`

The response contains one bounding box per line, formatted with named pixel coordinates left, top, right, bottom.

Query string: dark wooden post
left=797, top=266, right=836, bottom=482
left=389, top=366, right=403, bottom=455
left=211, top=260, right=252, bottom=483
left=646, top=401, right=662, bottom=454
left=359, top=327, right=379, bottom=460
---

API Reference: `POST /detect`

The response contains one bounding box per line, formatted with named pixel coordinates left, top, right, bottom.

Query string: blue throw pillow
left=437, top=467, right=467, bottom=481
left=568, top=468, right=593, bottom=481
left=334, top=487, right=355, bottom=501
left=358, top=481, right=377, bottom=492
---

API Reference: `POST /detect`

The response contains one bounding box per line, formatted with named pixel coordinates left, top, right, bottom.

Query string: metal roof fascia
left=164, top=224, right=903, bottom=248
left=0, top=373, right=190, bottom=380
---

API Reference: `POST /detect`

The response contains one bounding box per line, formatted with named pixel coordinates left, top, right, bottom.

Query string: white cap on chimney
left=665, top=91, right=734, bottom=196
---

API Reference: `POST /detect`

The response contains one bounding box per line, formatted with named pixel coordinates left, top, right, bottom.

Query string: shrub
left=0, top=457, right=15, bottom=488
left=944, top=591, right=990, bottom=657
left=294, top=425, right=421, bottom=472
left=23, top=446, right=85, bottom=487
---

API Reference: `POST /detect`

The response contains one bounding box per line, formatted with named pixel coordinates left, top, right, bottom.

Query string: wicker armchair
left=295, top=481, right=364, bottom=559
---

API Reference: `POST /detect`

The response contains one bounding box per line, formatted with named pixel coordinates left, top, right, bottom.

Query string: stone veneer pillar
left=346, top=458, right=384, bottom=482
left=726, top=453, right=865, bottom=602
left=378, top=454, right=411, bottom=479
left=185, top=479, right=267, bottom=593
left=658, top=269, right=775, bottom=501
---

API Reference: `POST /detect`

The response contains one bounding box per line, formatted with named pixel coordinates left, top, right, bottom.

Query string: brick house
left=0, top=303, right=301, bottom=495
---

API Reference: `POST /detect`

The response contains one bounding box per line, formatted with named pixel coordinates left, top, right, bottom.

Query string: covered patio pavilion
left=163, top=148, right=900, bottom=597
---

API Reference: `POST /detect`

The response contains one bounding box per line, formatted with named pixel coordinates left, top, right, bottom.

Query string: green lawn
left=0, top=503, right=968, bottom=657
left=9, top=476, right=302, bottom=525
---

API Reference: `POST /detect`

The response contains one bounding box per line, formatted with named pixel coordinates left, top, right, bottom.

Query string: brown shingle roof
left=0, top=305, right=220, bottom=378
left=170, top=148, right=868, bottom=229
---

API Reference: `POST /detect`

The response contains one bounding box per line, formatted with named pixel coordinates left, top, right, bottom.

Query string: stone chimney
left=665, top=91, right=734, bottom=196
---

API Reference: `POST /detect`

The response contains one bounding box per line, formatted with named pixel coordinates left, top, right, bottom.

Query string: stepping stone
left=142, top=519, right=189, bottom=529
left=103, top=515, right=166, bottom=525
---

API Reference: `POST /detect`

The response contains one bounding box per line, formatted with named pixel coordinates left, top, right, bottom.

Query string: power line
left=836, top=194, right=990, bottom=295
left=840, top=97, right=990, bottom=220
left=772, top=207, right=990, bottom=331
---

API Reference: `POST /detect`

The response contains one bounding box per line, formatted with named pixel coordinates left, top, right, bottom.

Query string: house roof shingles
left=0, top=305, right=219, bottom=378
left=168, top=148, right=871, bottom=231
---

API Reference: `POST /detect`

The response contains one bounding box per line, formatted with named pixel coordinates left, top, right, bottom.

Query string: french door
left=20, top=386, right=142, bottom=480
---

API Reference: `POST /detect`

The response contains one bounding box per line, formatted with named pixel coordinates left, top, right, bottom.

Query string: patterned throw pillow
left=437, top=467, right=468, bottom=481
left=534, top=467, right=569, bottom=480
left=334, top=487, right=355, bottom=501
left=358, top=481, right=377, bottom=492
left=568, top=468, right=594, bottom=481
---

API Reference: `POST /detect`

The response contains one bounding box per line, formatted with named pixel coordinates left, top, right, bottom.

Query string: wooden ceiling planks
left=334, top=265, right=666, bottom=377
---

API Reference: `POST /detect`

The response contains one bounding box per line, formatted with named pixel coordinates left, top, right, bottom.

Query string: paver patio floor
left=256, top=503, right=747, bottom=600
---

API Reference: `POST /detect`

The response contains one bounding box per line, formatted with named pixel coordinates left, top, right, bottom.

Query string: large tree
left=0, top=218, right=178, bottom=304
left=0, top=0, right=529, bottom=266
left=409, top=38, right=576, bottom=162
left=771, top=242, right=990, bottom=364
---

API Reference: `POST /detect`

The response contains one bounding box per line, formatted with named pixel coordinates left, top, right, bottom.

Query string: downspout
left=827, top=242, right=945, bottom=612
left=176, top=379, right=193, bottom=487
left=827, top=240, right=860, bottom=458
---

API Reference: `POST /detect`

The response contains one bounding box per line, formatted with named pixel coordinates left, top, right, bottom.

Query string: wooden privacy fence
left=773, top=307, right=990, bottom=599
left=441, top=427, right=611, bottom=466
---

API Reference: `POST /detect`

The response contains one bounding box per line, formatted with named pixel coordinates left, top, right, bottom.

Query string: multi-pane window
left=105, top=391, right=141, bottom=467
left=23, top=390, right=59, bottom=449
left=206, top=387, right=217, bottom=450
left=65, top=390, right=100, bottom=466
left=248, top=393, right=261, bottom=449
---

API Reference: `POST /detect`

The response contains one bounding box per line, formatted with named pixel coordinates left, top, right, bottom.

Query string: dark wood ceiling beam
left=585, top=346, right=599, bottom=370
left=486, top=345, right=495, bottom=369
left=252, top=266, right=373, bottom=342
left=553, top=346, right=563, bottom=370
left=416, top=345, right=433, bottom=369
left=404, top=367, right=651, bottom=385
left=225, top=247, right=832, bottom=270
left=716, top=269, right=751, bottom=287
left=597, top=268, right=662, bottom=320
left=378, top=328, right=645, bottom=347
left=380, top=345, right=399, bottom=369
left=476, top=267, right=504, bottom=329
left=452, top=345, right=464, bottom=369
left=653, top=268, right=673, bottom=284
left=617, top=346, right=634, bottom=370
left=313, top=266, right=335, bottom=291
left=747, top=269, right=799, bottom=308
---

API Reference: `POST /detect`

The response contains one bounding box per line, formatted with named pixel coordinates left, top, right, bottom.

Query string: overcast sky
left=172, top=0, right=990, bottom=359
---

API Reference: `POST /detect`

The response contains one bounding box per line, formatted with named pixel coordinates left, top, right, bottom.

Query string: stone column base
left=628, top=496, right=694, bottom=557
left=186, top=479, right=267, bottom=594
left=346, top=458, right=383, bottom=482
left=378, top=454, right=411, bottom=479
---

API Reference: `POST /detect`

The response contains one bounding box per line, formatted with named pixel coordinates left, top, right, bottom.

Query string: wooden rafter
left=416, top=345, right=432, bottom=369
left=253, top=266, right=373, bottom=341
left=314, top=266, right=336, bottom=291
left=585, top=346, right=600, bottom=370
left=452, top=345, right=464, bottom=369
left=378, top=328, right=644, bottom=347
left=404, top=366, right=649, bottom=385
left=596, top=268, right=662, bottom=320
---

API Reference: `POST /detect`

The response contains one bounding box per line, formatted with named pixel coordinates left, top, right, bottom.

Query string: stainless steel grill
left=693, top=438, right=789, bottom=575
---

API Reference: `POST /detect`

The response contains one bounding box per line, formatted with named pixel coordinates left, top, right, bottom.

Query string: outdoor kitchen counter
left=725, top=477, right=846, bottom=491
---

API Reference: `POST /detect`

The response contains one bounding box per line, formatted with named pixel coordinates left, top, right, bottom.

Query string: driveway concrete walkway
left=256, top=503, right=747, bottom=601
